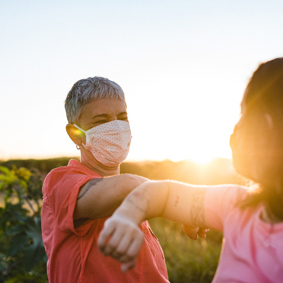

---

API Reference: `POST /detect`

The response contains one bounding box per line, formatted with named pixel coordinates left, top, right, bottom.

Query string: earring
left=76, top=144, right=81, bottom=150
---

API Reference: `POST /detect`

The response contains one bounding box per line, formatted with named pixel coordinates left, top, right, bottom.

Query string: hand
left=182, top=224, right=209, bottom=240
left=98, top=214, right=144, bottom=272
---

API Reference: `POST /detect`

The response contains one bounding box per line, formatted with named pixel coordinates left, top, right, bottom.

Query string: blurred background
left=1, top=0, right=283, bottom=282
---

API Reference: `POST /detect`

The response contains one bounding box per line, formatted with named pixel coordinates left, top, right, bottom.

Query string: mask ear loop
left=73, top=124, right=85, bottom=132
left=73, top=124, right=85, bottom=150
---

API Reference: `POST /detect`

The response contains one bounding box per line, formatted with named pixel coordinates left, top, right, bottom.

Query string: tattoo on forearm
left=77, top=178, right=103, bottom=200
left=191, top=188, right=206, bottom=227
left=174, top=196, right=180, bottom=207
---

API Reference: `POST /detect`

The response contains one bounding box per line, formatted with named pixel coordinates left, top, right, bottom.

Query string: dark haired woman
left=98, top=58, right=283, bottom=282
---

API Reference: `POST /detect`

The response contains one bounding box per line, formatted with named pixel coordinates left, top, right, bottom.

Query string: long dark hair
left=232, top=58, right=283, bottom=220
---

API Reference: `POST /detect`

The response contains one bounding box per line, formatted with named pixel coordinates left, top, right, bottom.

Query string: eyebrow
left=92, top=112, right=128, bottom=119
left=92, top=114, right=109, bottom=119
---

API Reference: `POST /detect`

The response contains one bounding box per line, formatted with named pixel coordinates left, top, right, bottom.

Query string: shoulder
left=204, top=185, right=248, bottom=230
left=206, top=184, right=247, bottom=204
left=42, top=159, right=100, bottom=195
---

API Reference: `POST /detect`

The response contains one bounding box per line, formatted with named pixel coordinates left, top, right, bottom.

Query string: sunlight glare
left=188, top=153, right=215, bottom=165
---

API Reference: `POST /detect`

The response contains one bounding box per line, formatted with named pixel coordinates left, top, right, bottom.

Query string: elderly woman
left=98, top=58, right=283, bottom=282
left=41, top=77, right=171, bottom=282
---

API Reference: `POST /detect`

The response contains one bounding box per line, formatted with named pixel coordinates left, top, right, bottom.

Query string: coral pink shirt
left=41, top=159, right=169, bottom=283
left=205, top=185, right=283, bottom=283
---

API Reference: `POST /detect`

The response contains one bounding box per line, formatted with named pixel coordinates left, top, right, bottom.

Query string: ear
left=66, top=124, right=85, bottom=146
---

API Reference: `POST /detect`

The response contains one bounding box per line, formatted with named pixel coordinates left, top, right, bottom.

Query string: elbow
left=158, top=180, right=171, bottom=217
left=121, top=174, right=148, bottom=192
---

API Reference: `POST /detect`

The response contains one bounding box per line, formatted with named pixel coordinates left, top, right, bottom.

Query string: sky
left=1, top=0, right=283, bottom=163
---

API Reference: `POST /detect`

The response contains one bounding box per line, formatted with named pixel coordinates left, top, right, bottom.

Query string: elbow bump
left=123, top=174, right=143, bottom=188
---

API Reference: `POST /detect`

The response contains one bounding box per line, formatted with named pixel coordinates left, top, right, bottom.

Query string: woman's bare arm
left=98, top=180, right=211, bottom=271
left=107, top=180, right=208, bottom=228
left=74, top=174, right=149, bottom=221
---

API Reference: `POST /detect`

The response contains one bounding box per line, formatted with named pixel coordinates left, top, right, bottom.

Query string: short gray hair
left=65, top=76, right=126, bottom=124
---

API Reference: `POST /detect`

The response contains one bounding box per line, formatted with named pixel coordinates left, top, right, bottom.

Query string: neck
left=80, top=149, right=120, bottom=177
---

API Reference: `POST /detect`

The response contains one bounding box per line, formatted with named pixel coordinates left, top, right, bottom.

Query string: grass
left=149, top=218, right=222, bottom=283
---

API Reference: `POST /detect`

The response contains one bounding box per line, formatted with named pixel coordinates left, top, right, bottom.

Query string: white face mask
left=74, top=120, right=131, bottom=167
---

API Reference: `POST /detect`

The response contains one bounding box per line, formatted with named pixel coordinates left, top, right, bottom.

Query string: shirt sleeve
left=204, top=185, right=247, bottom=231
left=44, top=168, right=99, bottom=236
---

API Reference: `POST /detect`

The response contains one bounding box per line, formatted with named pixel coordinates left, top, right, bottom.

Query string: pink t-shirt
left=205, top=185, right=283, bottom=283
left=41, top=159, right=169, bottom=283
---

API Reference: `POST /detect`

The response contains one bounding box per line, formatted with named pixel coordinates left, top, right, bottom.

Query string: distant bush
left=1, top=157, right=246, bottom=186
left=121, top=158, right=246, bottom=186
left=0, top=157, right=78, bottom=175
left=0, top=166, right=47, bottom=282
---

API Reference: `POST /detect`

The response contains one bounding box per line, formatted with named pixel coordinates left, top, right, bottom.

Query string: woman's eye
left=95, top=120, right=108, bottom=125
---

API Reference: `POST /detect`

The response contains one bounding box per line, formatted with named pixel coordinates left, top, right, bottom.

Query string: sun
left=188, top=153, right=215, bottom=165
left=165, top=149, right=216, bottom=165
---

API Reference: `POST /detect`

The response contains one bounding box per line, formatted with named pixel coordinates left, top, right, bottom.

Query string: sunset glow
left=1, top=1, right=282, bottom=162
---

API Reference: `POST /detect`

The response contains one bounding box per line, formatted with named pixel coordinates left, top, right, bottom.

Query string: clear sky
left=1, top=0, right=283, bottom=163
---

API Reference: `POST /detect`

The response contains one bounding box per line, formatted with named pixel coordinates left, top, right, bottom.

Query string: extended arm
left=98, top=180, right=211, bottom=271
left=73, top=174, right=148, bottom=222
left=103, top=180, right=208, bottom=230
